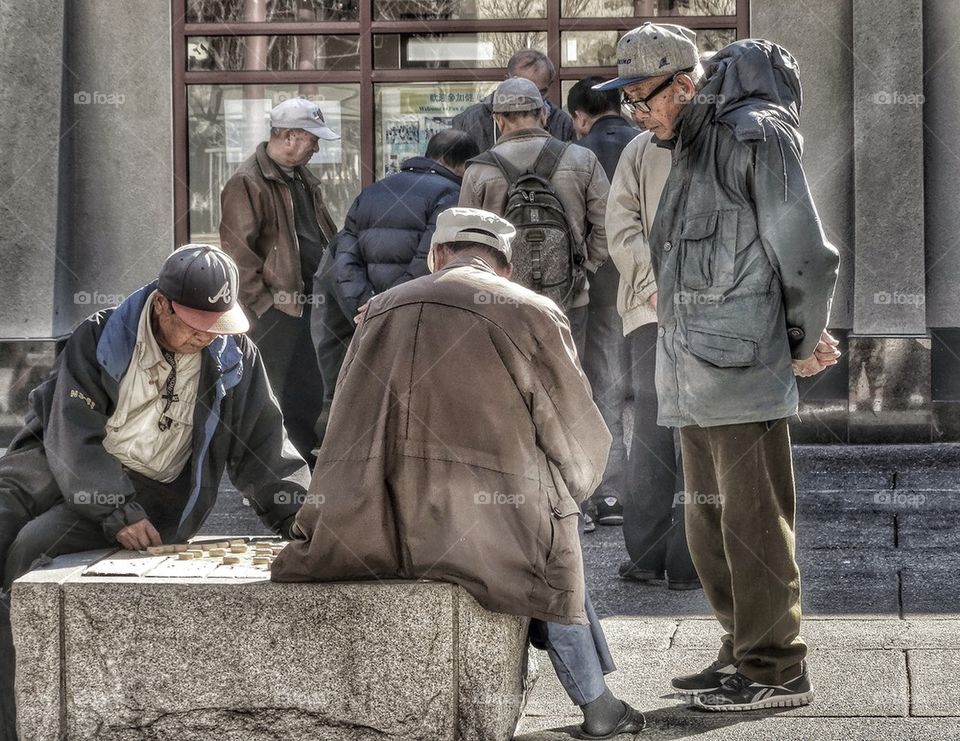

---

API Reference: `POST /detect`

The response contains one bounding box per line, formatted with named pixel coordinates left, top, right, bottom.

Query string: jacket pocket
left=542, top=480, right=582, bottom=593
left=680, top=210, right=738, bottom=290
left=686, top=327, right=758, bottom=368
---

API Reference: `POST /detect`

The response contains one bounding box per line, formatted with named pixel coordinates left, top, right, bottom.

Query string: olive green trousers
left=679, top=418, right=806, bottom=685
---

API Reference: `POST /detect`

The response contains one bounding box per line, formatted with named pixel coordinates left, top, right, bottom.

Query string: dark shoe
left=618, top=561, right=665, bottom=585
left=577, top=702, right=646, bottom=739
left=671, top=660, right=737, bottom=695
left=694, top=668, right=814, bottom=711
left=595, top=496, right=624, bottom=526
left=667, top=578, right=702, bottom=591
left=583, top=513, right=597, bottom=533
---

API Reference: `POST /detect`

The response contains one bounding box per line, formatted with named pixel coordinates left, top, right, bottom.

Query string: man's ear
left=676, top=73, right=698, bottom=103
left=503, top=263, right=513, bottom=280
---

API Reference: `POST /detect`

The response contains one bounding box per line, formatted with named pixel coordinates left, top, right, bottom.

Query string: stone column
left=852, top=0, right=926, bottom=336
left=0, top=1, right=65, bottom=339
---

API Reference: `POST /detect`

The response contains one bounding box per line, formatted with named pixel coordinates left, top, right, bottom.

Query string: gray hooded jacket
left=648, top=39, right=840, bottom=427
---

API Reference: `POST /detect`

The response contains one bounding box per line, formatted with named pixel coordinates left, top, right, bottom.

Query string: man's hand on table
left=116, top=519, right=162, bottom=550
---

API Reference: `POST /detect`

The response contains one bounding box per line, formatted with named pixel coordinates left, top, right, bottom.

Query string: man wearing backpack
left=458, top=77, right=609, bottom=356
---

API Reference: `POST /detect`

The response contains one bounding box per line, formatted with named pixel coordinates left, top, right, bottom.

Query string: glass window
left=374, top=0, right=545, bottom=20
left=374, top=82, right=493, bottom=177
left=187, top=84, right=361, bottom=242
left=186, top=0, right=359, bottom=23
left=374, top=33, right=548, bottom=69
left=561, top=0, right=735, bottom=19
left=561, top=27, right=733, bottom=66
left=187, top=36, right=360, bottom=71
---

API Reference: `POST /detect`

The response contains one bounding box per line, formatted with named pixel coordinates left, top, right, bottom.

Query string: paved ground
left=200, top=444, right=960, bottom=740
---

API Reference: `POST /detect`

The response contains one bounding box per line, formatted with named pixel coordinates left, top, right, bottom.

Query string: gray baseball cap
left=158, top=244, right=249, bottom=335
left=270, top=97, right=340, bottom=141
left=593, top=22, right=699, bottom=91
left=428, top=208, right=516, bottom=271
left=491, top=78, right=544, bottom=113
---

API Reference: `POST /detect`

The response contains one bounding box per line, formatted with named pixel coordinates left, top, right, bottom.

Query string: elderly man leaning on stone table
left=0, top=245, right=310, bottom=740
left=272, top=207, right=647, bottom=740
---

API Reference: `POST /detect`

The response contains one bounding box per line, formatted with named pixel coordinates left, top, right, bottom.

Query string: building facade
left=0, top=0, right=953, bottom=442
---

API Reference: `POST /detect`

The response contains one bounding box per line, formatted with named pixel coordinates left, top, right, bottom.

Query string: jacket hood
left=399, top=156, right=462, bottom=185
left=96, top=282, right=243, bottom=386
left=703, top=39, right=803, bottom=140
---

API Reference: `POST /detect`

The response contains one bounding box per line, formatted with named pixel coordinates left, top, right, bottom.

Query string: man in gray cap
left=273, top=207, right=645, bottom=739
left=458, top=77, right=609, bottom=358
left=220, top=97, right=341, bottom=465
left=0, top=245, right=309, bottom=737
left=595, top=24, right=841, bottom=711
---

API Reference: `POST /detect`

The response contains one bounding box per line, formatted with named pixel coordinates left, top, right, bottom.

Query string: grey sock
left=580, top=686, right=625, bottom=736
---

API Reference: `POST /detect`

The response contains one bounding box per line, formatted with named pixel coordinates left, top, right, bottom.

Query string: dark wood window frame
left=172, top=0, right=749, bottom=246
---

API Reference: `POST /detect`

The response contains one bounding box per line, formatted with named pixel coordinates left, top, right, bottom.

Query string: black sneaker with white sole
left=595, top=496, right=624, bottom=526
left=671, top=661, right=737, bottom=694
left=694, top=668, right=814, bottom=711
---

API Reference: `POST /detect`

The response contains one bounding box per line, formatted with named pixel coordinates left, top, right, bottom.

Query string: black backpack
left=470, top=138, right=585, bottom=310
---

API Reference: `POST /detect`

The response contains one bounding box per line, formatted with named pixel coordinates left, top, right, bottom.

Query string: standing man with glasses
left=0, top=245, right=310, bottom=738
left=595, top=24, right=840, bottom=710
left=452, top=49, right=576, bottom=152
left=220, top=97, right=341, bottom=466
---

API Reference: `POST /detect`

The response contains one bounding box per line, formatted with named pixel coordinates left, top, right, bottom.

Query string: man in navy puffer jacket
left=333, top=129, right=480, bottom=319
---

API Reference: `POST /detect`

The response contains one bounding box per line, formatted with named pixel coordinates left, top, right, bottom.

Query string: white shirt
left=103, top=292, right=201, bottom=482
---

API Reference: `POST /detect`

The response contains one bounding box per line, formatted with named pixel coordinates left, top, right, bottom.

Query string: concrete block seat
left=11, top=538, right=537, bottom=741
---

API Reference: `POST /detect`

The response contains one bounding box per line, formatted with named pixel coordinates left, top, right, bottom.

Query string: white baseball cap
left=270, top=98, right=340, bottom=141
left=428, top=208, right=516, bottom=271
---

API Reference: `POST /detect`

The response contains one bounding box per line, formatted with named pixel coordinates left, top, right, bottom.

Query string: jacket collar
left=97, top=282, right=243, bottom=388
left=495, top=127, right=550, bottom=144
left=400, top=156, right=462, bottom=186
left=590, top=114, right=634, bottom=131
left=440, top=254, right=499, bottom=275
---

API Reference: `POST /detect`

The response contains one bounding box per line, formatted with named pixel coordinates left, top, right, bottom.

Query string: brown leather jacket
left=271, top=255, right=611, bottom=624
left=219, top=142, right=338, bottom=318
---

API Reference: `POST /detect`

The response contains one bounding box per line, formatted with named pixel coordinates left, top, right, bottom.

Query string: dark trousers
left=0, top=444, right=192, bottom=740
left=680, top=418, right=806, bottom=685
left=249, top=305, right=324, bottom=465
left=622, top=324, right=696, bottom=583
left=309, top=250, right=358, bottom=445
left=582, top=302, right=628, bottom=503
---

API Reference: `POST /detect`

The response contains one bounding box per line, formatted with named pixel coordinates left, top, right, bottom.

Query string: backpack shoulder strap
left=531, top=138, right=569, bottom=182
left=467, top=150, right=523, bottom=186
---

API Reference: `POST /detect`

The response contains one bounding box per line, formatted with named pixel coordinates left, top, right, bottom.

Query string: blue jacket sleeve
left=333, top=197, right=375, bottom=316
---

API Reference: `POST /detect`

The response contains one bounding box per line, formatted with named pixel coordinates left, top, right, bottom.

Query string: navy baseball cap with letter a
left=158, top=244, right=249, bottom=335
left=593, top=22, right=700, bottom=91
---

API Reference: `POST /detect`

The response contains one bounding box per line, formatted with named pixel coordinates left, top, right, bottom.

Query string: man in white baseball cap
left=220, top=97, right=342, bottom=465
left=275, top=206, right=646, bottom=739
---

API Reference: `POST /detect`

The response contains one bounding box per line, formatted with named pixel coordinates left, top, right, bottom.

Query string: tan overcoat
left=271, top=255, right=611, bottom=624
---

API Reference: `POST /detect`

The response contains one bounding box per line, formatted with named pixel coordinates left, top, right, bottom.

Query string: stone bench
left=12, top=540, right=537, bottom=741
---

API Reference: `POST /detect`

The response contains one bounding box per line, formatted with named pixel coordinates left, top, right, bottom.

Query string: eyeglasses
left=621, top=69, right=693, bottom=114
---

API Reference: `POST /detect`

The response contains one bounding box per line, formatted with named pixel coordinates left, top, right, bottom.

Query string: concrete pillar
left=852, top=0, right=926, bottom=336
left=0, top=1, right=65, bottom=339
left=750, top=0, right=855, bottom=330
left=53, top=0, right=174, bottom=337
left=923, top=0, right=960, bottom=328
